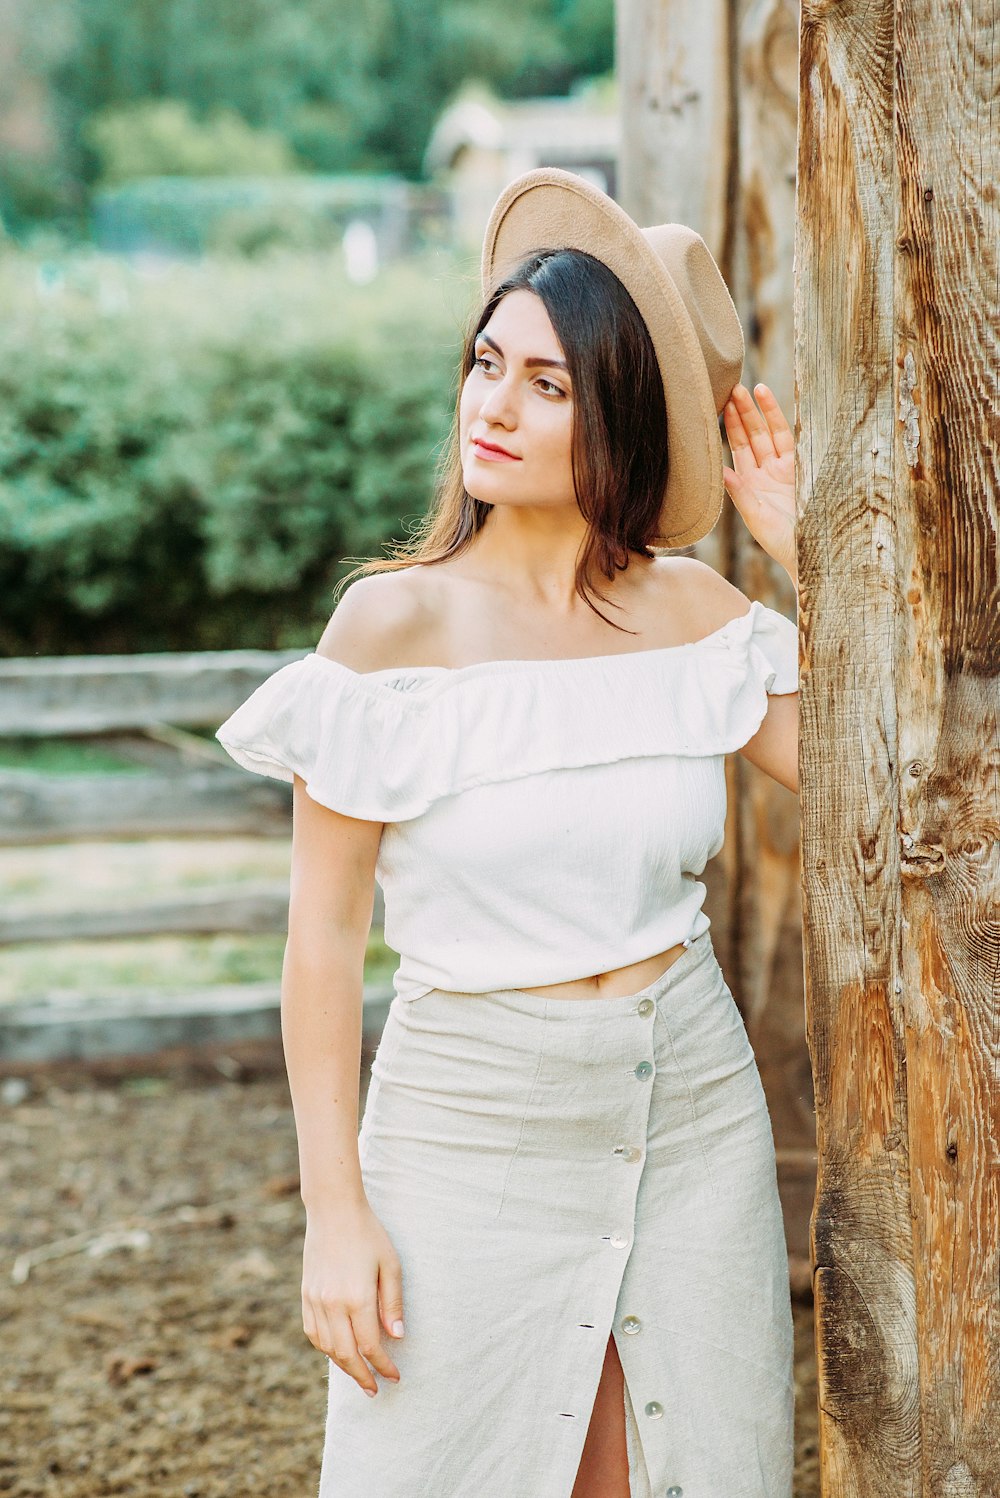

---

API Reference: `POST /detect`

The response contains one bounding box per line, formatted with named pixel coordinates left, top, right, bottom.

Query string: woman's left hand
left=721, top=383, right=797, bottom=585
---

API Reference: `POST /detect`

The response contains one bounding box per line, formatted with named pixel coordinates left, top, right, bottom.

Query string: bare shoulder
left=648, top=554, right=753, bottom=641
left=315, top=567, right=444, bottom=673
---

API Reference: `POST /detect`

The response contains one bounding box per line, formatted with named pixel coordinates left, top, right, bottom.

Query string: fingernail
left=392, top=1320, right=405, bottom=1338
left=365, top=1388, right=377, bottom=1398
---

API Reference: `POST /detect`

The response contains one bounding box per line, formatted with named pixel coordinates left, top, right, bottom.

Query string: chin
left=463, top=471, right=515, bottom=505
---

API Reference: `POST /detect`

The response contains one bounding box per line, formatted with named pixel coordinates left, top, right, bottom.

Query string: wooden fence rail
left=0, top=650, right=307, bottom=736
left=0, top=649, right=385, bottom=951
left=0, top=648, right=397, bottom=1066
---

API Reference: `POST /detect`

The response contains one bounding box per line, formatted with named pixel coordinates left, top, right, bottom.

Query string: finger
left=727, top=383, right=778, bottom=468
left=722, top=467, right=759, bottom=524
left=378, top=1259, right=406, bottom=1343
left=327, top=1309, right=381, bottom=1396
left=355, top=1306, right=401, bottom=1384
left=302, top=1289, right=335, bottom=1355
left=721, top=464, right=746, bottom=501
left=752, top=382, right=795, bottom=459
left=305, top=1296, right=352, bottom=1375
left=722, top=394, right=763, bottom=479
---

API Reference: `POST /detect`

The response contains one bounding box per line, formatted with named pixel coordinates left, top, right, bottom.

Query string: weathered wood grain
left=796, top=0, right=1000, bottom=1490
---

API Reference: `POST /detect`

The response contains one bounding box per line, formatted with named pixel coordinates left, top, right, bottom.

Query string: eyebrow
left=477, top=332, right=569, bottom=372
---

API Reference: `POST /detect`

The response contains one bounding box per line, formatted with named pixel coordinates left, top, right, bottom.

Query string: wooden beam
left=796, top=0, right=1000, bottom=1490
left=616, top=0, right=733, bottom=258
left=0, top=885, right=291, bottom=943
left=615, top=0, right=816, bottom=1194
left=0, top=981, right=396, bottom=1065
left=0, top=768, right=292, bottom=843
left=0, top=649, right=306, bottom=737
left=0, top=882, right=387, bottom=943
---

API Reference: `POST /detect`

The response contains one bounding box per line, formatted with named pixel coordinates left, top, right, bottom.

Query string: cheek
left=542, top=407, right=574, bottom=473
left=458, top=374, right=479, bottom=438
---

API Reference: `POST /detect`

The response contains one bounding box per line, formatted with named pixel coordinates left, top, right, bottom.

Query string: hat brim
left=481, top=169, right=724, bottom=550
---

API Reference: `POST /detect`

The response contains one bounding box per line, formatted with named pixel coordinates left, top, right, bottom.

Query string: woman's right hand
left=301, top=1198, right=405, bottom=1396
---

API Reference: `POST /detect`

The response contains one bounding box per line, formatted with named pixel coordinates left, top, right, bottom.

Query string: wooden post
left=618, top=0, right=816, bottom=1261
left=796, top=1, right=1000, bottom=1492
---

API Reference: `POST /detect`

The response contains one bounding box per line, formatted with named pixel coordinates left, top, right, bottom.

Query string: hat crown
left=640, top=224, right=744, bottom=414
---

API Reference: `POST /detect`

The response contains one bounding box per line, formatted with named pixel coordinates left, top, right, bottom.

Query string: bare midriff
left=515, top=938, right=690, bottom=1001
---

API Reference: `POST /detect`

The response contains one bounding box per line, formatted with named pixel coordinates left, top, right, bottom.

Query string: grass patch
left=0, top=738, right=149, bottom=774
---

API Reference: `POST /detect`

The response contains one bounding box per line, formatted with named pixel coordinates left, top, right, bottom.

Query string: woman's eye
left=474, top=353, right=499, bottom=373
left=537, top=378, right=567, bottom=398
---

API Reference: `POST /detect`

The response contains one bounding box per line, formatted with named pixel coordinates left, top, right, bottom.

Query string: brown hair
left=335, top=248, right=670, bottom=633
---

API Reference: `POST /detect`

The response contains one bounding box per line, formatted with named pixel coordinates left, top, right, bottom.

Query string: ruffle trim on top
left=215, top=599, right=798, bottom=822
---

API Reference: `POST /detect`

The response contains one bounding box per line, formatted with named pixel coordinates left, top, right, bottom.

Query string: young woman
left=217, top=168, right=800, bottom=1498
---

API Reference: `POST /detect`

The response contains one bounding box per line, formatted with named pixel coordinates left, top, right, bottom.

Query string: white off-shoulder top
left=215, top=598, right=799, bottom=1001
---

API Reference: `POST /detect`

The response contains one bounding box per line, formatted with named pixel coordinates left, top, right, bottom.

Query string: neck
left=468, top=504, right=628, bottom=608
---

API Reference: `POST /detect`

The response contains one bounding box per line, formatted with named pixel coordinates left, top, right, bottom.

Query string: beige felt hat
left=481, top=168, right=745, bottom=549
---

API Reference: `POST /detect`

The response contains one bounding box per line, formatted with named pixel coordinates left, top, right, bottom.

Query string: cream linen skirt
left=317, top=929, right=795, bottom=1498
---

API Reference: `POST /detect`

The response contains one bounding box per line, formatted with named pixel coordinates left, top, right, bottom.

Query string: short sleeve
left=214, top=654, right=438, bottom=822
left=746, top=602, right=799, bottom=695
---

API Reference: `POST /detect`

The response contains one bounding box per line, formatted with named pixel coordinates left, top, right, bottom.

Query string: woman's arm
left=282, top=780, right=380, bottom=1214
left=283, top=780, right=407, bottom=1398
left=284, top=570, right=432, bottom=1213
left=279, top=576, right=433, bottom=1397
left=738, top=690, right=798, bottom=795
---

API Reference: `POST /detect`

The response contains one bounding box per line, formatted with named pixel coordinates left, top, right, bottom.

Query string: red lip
left=472, top=437, right=520, bottom=460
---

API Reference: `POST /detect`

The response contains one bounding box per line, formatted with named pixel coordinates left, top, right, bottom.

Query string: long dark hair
left=337, top=248, right=669, bottom=633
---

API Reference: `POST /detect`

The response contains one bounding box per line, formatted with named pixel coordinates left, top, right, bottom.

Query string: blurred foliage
left=0, top=0, right=613, bottom=227
left=0, top=248, right=474, bottom=655
left=84, top=99, right=302, bottom=186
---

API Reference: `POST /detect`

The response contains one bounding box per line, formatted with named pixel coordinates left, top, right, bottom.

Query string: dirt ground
left=0, top=1044, right=821, bottom=1498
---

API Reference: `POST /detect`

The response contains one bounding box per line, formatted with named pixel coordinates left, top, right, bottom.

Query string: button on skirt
left=317, top=930, right=795, bottom=1498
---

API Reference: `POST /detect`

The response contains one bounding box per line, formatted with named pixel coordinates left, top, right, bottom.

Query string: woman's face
left=459, top=289, right=576, bottom=512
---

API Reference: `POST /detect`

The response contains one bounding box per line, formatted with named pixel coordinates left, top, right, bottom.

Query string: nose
left=476, top=371, right=518, bottom=428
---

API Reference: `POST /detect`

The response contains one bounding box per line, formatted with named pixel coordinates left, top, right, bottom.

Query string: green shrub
left=0, top=248, right=473, bottom=655
left=85, top=100, right=302, bottom=186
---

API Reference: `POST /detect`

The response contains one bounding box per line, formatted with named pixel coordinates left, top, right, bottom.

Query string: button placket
left=613, top=980, right=667, bottom=1471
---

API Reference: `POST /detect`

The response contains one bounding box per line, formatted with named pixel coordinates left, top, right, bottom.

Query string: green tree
left=6, top=0, right=613, bottom=210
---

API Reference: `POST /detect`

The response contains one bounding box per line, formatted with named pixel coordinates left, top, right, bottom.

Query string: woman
left=216, top=169, right=800, bottom=1498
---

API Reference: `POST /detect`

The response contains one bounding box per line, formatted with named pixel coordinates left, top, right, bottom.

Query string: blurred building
left=425, top=81, right=619, bottom=252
